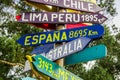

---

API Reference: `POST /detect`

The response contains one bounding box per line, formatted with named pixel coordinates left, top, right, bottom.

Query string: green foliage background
left=0, top=0, right=120, bottom=80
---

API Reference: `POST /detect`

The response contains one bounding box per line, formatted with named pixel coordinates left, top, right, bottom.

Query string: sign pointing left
left=17, top=24, right=104, bottom=46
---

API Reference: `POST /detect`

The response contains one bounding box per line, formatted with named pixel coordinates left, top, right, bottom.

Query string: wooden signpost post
left=17, top=24, right=104, bottom=46
left=17, top=12, right=107, bottom=24
left=17, top=0, right=108, bottom=79
left=27, top=0, right=101, bottom=13
left=31, top=54, right=83, bottom=80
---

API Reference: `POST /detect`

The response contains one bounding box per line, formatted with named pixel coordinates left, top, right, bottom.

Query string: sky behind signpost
left=113, top=0, right=120, bottom=28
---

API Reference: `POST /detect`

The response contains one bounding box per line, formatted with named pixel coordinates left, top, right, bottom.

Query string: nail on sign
left=40, top=37, right=91, bottom=61
left=32, top=54, right=83, bottom=80
left=17, top=12, right=107, bottom=24
left=17, top=24, right=104, bottom=46
left=28, top=0, right=101, bottom=13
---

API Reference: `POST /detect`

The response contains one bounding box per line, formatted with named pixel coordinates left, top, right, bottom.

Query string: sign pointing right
left=28, top=0, right=102, bottom=13
left=17, top=12, right=107, bottom=24
left=65, top=44, right=107, bottom=65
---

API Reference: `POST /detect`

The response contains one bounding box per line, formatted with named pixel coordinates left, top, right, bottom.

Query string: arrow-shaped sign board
left=24, top=0, right=96, bottom=12
left=23, top=44, right=107, bottom=72
left=40, top=37, right=91, bottom=61
left=17, top=12, right=107, bottom=24
left=32, top=54, right=83, bottom=80
left=17, top=24, right=104, bottom=46
left=31, top=44, right=54, bottom=55
left=28, top=0, right=101, bottom=13
left=21, top=77, right=36, bottom=80
left=65, top=44, right=107, bottom=65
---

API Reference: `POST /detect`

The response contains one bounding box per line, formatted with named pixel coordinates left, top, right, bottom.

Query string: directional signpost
left=32, top=54, right=83, bottom=80
left=40, top=37, right=91, bottom=61
left=27, top=0, right=101, bottom=13
left=24, top=0, right=57, bottom=12
left=23, top=45, right=107, bottom=72
left=16, top=0, right=108, bottom=79
left=65, top=44, right=107, bottom=65
left=17, top=24, right=104, bottom=46
left=17, top=12, right=107, bottom=24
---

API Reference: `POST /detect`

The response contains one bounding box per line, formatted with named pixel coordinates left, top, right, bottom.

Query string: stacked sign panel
left=16, top=0, right=108, bottom=79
